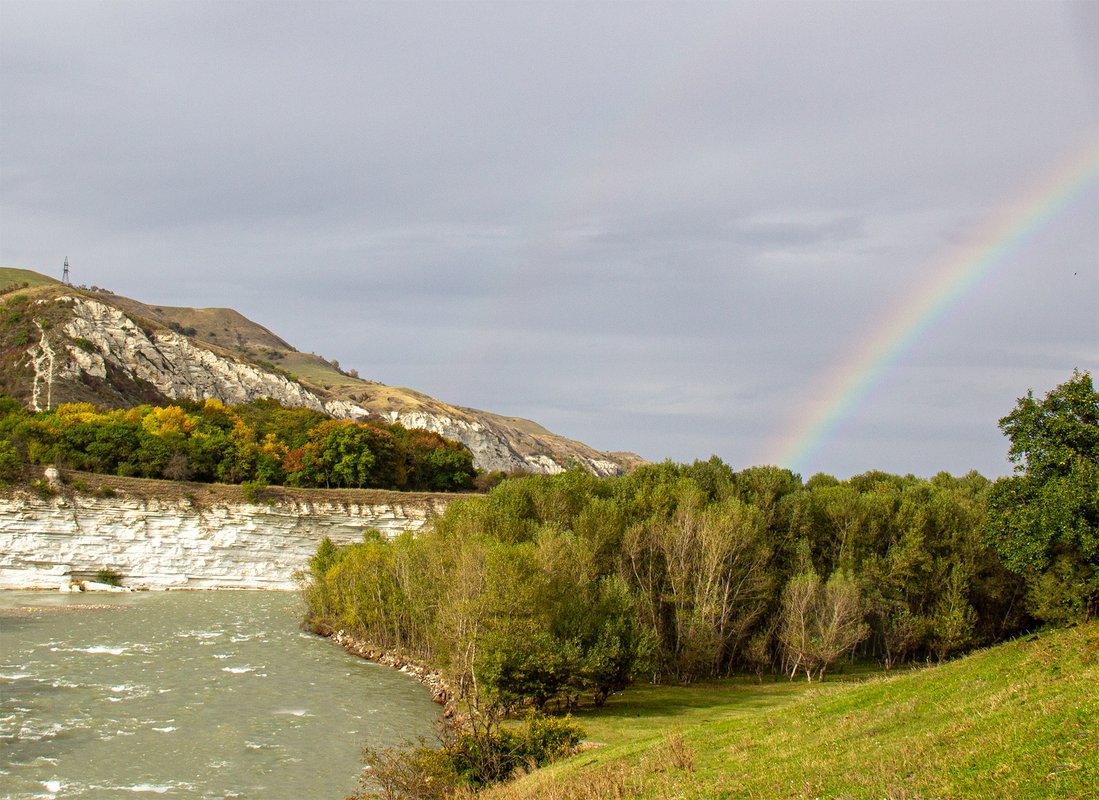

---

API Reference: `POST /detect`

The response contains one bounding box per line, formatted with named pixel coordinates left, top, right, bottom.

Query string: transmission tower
left=62, top=257, right=70, bottom=285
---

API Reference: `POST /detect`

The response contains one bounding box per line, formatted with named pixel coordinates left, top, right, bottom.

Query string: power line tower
left=62, top=257, right=70, bottom=285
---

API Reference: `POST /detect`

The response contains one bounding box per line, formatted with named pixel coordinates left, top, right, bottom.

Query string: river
left=0, top=591, right=439, bottom=799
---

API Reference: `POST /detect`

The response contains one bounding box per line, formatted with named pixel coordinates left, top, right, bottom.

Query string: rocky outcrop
left=0, top=488, right=450, bottom=590
left=386, top=409, right=625, bottom=477
left=51, top=295, right=369, bottom=418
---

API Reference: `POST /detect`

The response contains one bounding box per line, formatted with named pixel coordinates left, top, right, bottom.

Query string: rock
left=326, top=631, right=454, bottom=715
left=44, top=467, right=62, bottom=491
left=0, top=492, right=450, bottom=590
left=81, top=581, right=132, bottom=593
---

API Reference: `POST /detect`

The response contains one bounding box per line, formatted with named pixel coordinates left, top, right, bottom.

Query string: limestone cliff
left=0, top=478, right=455, bottom=590
left=0, top=270, right=644, bottom=476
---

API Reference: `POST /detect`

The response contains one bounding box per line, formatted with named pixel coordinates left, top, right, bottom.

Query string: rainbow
left=766, top=136, right=1099, bottom=475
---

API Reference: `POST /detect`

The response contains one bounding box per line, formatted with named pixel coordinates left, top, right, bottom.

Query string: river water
left=0, top=591, right=439, bottom=799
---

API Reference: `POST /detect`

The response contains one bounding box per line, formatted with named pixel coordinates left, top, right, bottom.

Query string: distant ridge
left=0, top=268, right=645, bottom=476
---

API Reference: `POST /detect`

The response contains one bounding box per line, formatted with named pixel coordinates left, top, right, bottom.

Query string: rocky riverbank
left=328, top=628, right=453, bottom=712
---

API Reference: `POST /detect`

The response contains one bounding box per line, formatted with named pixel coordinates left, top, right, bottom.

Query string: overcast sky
left=2, top=0, right=1096, bottom=479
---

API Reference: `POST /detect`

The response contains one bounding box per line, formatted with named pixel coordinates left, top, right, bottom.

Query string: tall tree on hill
left=985, top=370, right=1099, bottom=624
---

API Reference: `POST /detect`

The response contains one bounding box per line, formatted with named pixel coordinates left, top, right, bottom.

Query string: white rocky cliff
left=40, top=295, right=368, bottom=419
left=0, top=487, right=452, bottom=590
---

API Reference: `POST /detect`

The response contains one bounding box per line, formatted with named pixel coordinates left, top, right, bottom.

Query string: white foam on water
left=151, top=726, right=177, bottom=733
left=220, top=666, right=255, bottom=674
left=17, top=721, right=67, bottom=741
left=0, top=672, right=33, bottom=680
left=180, top=630, right=224, bottom=640
left=51, top=645, right=128, bottom=655
left=273, top=708, right=312, bottom=717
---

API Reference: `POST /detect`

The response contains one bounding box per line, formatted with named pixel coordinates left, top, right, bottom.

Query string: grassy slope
left=0, top=267, right=61, bottom=289
left=485, top=623, right=1098, bottom=800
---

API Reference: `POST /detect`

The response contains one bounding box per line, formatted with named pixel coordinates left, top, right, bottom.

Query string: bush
left=0, top=439, right=22, bottom=483
left=241, top=478, right=270, bottom=504
left=356, top=712, right=585, bottom=799
left=94, top=568, right=123, bottom=587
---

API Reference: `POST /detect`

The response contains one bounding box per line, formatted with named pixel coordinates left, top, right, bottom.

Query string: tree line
left=302, top=371, right=1097, bottom=711
left=0, top=396, right=477, bottom=492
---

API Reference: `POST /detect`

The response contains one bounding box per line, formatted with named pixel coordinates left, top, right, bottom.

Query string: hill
left=0, top=268, right=644, bottom=475
left=481, top=622, right=1097, bottom=799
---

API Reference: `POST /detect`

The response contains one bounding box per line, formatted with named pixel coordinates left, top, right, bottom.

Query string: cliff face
left=1, top=275, right=643, bottom=476
left=0, top=488, right=450, bottom=590
left=43, top=294, right=367, bottom=419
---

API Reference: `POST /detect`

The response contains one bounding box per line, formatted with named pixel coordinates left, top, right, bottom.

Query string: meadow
left=476, top=622, right=1097, bottom=799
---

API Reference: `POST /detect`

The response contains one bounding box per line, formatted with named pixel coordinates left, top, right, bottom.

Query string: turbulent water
left=0, top=591, right=439, bottom=799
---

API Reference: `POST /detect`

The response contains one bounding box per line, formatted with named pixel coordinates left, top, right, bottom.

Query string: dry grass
left=7, top=468, right=470, bottom=508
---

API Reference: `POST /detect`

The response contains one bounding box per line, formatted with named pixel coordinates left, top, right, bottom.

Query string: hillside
left=480, top=623, right=1098, bottom=799
left=0, top=268, right=644, bottom=475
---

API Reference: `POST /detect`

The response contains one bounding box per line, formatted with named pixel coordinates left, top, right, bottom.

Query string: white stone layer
left=0, top=492, right=449, bottom=590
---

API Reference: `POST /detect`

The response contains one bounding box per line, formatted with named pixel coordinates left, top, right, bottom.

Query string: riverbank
left=323, top=627, right=453, bottom=712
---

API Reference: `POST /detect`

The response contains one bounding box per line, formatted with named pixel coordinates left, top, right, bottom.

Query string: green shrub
left=0, top=439, right=22, bottom=483
left=241, top=478, right=271, bottom=504
left=356, top=712, right=585, bottom=798
left=94, top=568, right=123, bottom=587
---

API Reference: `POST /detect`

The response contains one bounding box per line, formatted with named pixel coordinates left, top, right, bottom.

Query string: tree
left=0, top=438, right=22, bottom=482
left=986, top=371, right=1099, bottom=623
left=779, top=565, right=869, bottom=681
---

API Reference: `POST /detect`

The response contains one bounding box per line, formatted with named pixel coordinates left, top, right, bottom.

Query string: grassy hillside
left=0, top=266, right=61, bottom=291
left=480, top=623, right=1097, bottom=799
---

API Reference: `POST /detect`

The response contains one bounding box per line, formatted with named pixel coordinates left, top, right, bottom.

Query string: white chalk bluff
left=0, top=489, right=450, bottom=590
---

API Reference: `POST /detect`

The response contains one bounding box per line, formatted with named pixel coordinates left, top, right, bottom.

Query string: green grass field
left=480, top=622, right=1097, bottom=799
left=0, top=266, right=61, bottom=290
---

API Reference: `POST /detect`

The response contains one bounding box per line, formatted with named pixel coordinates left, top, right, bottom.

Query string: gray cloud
left=2, top=0, right=1095, bottom=478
